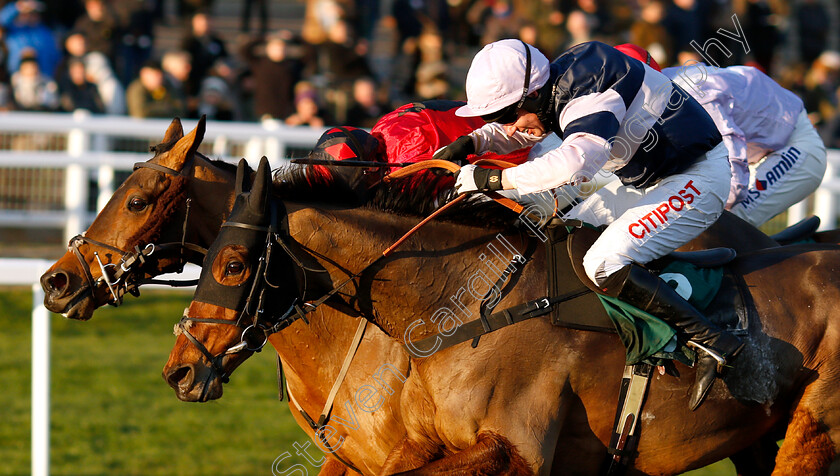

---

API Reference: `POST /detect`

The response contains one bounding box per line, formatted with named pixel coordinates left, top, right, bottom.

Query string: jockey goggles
left=480, top=39, right=532, bottom=125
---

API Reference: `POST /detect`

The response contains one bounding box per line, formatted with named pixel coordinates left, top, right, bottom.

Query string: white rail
left=0, top=111, right=324, bottom=242
left=1, top=112, right=839, bottom=237
left=0, top=258, right=198, bottom=476
left=0, top=259, right=52, bottom=476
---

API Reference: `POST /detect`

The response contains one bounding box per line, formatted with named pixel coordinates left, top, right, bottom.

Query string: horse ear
left=248, top=156, right=271, bottom=216
left=163, top=117, right=184, bottom=144
left=159, top=116, right=206, bottom=172
left=235, top=158, right=250, bottom=195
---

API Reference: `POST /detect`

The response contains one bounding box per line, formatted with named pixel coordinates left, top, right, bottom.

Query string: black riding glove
left=432, top=135, right=475, bottom=166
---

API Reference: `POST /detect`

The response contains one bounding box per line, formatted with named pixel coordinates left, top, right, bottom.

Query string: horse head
left=163, top=157, right=301, bottom=401
left=39, top=116, right=234, bottom=320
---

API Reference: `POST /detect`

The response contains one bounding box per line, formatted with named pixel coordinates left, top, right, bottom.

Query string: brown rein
left=385, top=158, right=526, bottom=215
left=280, top=158, right=530, bottom=325
left=381, top=159, right=525, bottom=256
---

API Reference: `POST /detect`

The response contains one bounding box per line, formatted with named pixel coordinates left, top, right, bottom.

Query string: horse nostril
left=165, top=366, right=193, bottom=391
left=44, top=270, right=69, bottom=297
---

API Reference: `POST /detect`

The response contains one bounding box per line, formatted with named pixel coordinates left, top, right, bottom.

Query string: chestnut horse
left=164, top=158, right=840, bottom=474
left=40, top=117, right=234, bottom=320
left=39, top=118, right=409, bottom=475
left=40, top=118, right=811, bottom=473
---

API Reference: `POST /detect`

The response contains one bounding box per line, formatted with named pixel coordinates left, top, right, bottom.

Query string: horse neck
left=285, top=205, right=527, bottom=342
left=267, top=306, right=367, bottom=402
left=176, top=154, right=238, bottom=249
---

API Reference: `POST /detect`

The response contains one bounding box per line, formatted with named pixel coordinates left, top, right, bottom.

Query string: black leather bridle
left=67, top=161, right=208, bottom=306
left=175, top=201, right=310, bottom=396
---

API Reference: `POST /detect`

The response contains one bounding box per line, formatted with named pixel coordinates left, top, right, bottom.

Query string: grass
left=0, top=289, right=735, bottom=475
left=0, top=289, right=317, bottom=476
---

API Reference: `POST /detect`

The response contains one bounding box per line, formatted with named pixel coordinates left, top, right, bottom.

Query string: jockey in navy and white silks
left=662, top=63, right=827, bottom=227
left=439, top=39, right=743, bottom=411
left=455, top=40, right=725, bottom=285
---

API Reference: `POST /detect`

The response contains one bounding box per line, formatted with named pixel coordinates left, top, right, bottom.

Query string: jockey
left=304, top=100, right=531, bottom=194
left=438, top=39, right=742, bottom=410
left=616, top=43, right=827, bottom=227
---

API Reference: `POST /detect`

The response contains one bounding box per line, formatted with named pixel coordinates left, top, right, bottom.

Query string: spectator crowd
left=2, top=0, right=840, bottom=146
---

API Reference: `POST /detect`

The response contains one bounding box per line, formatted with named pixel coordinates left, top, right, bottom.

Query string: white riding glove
left=453, top=164, right=503, bottom=195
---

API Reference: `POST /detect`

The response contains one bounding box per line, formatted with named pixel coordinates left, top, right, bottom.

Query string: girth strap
left=403, top=292, right=590, bottom=357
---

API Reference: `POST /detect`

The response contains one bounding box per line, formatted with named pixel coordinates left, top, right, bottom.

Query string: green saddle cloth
left=598, top=261, right=724, bottom=366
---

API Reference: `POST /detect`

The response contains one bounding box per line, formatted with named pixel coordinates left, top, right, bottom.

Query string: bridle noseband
left=68, top=161, right=207, bottom=306
left=175, top=204, right=310, bottom=394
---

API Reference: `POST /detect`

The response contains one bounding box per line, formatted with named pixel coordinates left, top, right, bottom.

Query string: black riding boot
left=601, top=264, right=744, bottom=411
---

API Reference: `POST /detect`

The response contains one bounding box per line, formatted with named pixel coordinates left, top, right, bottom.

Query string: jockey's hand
left=432, top=135, right=474, bottom=166
left=454, top=164, right=503, bottom=195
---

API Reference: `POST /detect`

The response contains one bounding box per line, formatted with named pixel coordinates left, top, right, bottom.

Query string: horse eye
left=128, top=196, right=147, bottom=212
left=225, top=261, right=244, bottom=276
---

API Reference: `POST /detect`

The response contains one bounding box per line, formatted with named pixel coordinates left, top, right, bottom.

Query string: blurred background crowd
left=3, top=0, right=840, bottom=146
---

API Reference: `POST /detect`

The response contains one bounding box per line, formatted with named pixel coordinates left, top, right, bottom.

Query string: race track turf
left=0, top=289, right=735, bottom=475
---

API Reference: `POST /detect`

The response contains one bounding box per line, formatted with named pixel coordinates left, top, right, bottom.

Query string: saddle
left=399, top=222, right=760, bottom=474
left=552, top=225, right=748, bottom=345
left=402, top=224, right=750, bottom=362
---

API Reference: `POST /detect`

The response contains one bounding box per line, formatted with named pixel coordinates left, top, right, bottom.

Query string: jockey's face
left=502, top=111, right=546, bottom=138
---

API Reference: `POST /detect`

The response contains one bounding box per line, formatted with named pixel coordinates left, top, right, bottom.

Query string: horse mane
left=271, top=165, right=520, bottom=229
left=206, top=158, right=239, bottom=174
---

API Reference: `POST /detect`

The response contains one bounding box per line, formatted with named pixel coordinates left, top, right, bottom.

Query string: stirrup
left=686, top=340, right=743, bottom=374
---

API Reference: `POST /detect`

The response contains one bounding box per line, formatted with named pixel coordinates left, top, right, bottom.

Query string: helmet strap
left=514, top=40, right=532, bottom=110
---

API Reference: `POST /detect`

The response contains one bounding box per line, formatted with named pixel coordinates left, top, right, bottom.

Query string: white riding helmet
left=456, top=39, right=550, bottom=120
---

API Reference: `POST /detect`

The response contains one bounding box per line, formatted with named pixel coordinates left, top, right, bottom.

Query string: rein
left=179, top=158, right=564, bottom=376
left=286, top=159, right=533, bottom=323
left=177, top=159, right=555, bottom=448
left=68, top=160, right=210, bottom=306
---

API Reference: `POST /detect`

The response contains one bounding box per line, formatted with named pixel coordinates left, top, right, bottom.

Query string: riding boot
left=601, top=264, right=745, bottom=411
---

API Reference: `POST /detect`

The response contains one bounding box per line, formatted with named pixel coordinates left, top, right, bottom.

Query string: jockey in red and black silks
left=304, top=100, right=532, bottom=194
left=305, top=125, right=381, bottom=191
left=370, top=100, right=531, bottom=169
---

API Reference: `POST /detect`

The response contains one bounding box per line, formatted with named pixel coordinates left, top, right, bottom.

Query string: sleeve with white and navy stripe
left=507, top=41, right=721, bottom=193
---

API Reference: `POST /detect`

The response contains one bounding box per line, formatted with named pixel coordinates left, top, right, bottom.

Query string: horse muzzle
left=40, top=267, right=97, bottom=320
left=164, top=362, right=224, bottom=402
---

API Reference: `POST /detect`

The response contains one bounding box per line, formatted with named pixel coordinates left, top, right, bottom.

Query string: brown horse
left=164, top=159, right=840, bottom=474
left=38, top=119, right=409, bottom=475
left=39, top=118, right=813, bottom=473
left=40, top=117, right=236, bottom=320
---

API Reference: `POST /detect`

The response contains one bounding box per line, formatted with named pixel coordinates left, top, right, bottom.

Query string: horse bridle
left=175, top=204, right=309, bottom=396
left=172, top=191, right=498, bottom=377
left=173, top=159, right=551, bottom=383
left=68, top=161, right=208, bottom=306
